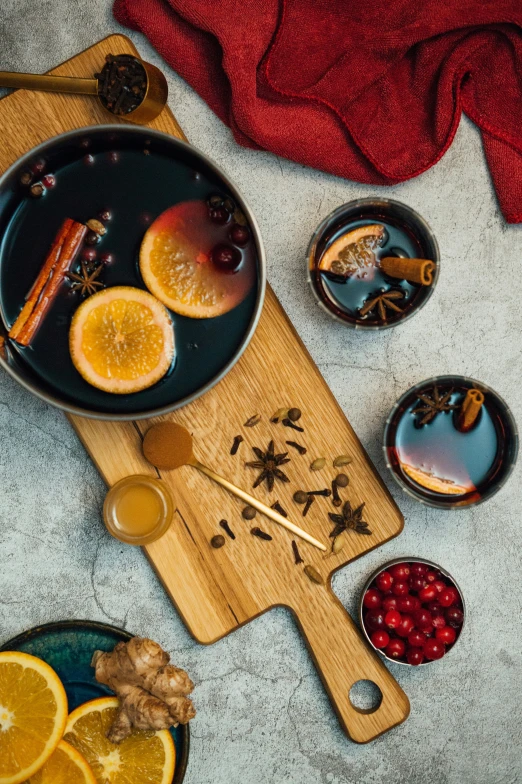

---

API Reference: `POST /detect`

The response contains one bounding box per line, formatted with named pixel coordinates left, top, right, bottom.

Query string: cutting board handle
left=293, top=585, right=410, bottom=743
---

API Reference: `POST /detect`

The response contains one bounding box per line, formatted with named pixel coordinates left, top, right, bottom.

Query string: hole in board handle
left=349, top=679, right=382, bottom=714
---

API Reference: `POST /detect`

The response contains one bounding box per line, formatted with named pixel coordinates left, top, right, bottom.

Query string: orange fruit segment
left=318, top=224, right=385, bottom=278
left=401, top=463, right=474, bottom=496
left=69, top=287, right=174, bottom=394
left=140, top=200, right=255, bottom=318
left=0, top=651, right=68, bottom=784
left=24, top=740, right=96, bottom=784
left=64, top=697, right=175, bottom=784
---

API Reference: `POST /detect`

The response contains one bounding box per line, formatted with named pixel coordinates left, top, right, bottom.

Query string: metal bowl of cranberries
left=359, top=557, right=465, bottom=666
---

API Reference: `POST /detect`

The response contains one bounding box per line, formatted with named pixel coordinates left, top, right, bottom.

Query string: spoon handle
left=0, top=71, right=98, bottom=95
left=193, top=460, right=327, bottom=551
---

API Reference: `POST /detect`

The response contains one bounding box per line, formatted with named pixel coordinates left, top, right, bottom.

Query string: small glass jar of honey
left=103, top=475, right=174, bottom=545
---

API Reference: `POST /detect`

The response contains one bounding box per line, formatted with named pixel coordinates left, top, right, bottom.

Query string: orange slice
left=69, top=287, right=174, bottom=394
left=318, top=224, right=385, bottom=278
left=64, top=697, right=175, bottom=784
left=25, top=740, right=96, bottom=784
left=401, top=463, right=474, bottom=496
left=139, top=200, right=255, bottom=318
left=0, top=651, right=68, bottom=784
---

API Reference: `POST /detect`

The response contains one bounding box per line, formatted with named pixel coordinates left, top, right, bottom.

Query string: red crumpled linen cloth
left=114, top=0, right=522, bottom=223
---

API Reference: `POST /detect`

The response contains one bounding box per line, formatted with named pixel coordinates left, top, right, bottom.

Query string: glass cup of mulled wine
left=306, top=198, right=440, bottom=329
left=383, top=375, right=518, bottom=508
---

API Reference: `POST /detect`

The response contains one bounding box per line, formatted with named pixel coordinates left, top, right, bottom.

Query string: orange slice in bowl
left=401, top=463, right=474, bottom=496
left=26, top=740, right=96, bottom=784
left=139, top=200, right=255, bottom=319
left=69, top=286, right=174, bottom=394
left=318, top=224, right=385, bottom=278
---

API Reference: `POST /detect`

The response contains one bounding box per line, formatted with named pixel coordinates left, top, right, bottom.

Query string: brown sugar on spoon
left=143, top=421, right=193, bottom=470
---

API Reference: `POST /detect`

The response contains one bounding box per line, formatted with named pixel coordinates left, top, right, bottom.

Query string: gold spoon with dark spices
left=0, top=54, right=167, bottom=124
left=142, top=422, right=327, bottom=552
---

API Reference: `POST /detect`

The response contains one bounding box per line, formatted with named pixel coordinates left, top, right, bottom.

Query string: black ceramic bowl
left=0, top=126, right=265, bottom=420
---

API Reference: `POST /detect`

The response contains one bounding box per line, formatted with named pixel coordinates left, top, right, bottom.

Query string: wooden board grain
left=0, top=35, right=409, bottom=742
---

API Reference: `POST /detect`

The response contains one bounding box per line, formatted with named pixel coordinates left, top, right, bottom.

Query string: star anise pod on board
left=359, top=289, right=404, bottom=320
left=328, top=501, right=372, bottom=537
left=246, top=440, right=291, bottom=492
left=67, top=261, right=104, bottom=297
left=412, top=385, right=459, bottom=425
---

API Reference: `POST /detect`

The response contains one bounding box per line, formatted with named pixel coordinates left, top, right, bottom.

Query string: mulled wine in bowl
left=307, top=198, right=439, bottom=329
left=384, top=376, right=518, bottom=508
left=0, top=126, right=265, bottom=419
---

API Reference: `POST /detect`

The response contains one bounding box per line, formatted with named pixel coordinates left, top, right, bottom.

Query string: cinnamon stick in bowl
left=380, top=256, right=435, bottom=286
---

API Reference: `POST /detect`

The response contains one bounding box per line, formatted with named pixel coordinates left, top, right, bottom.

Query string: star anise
left=412, top=385, right=459, bottom=425
left=67, top=261, right=104, bottom=297
left=245, top=440, right=291, bottom=492
left=328, top=500, right=372, bottom=537
left=359, top=289, right=404, bottom=320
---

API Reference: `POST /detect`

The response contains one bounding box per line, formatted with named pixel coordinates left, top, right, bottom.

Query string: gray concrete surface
left=1, top=3, right=521, bottom=782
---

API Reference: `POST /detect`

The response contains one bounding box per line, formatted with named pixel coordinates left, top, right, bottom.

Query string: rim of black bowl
left=358, top=556, right=466, bottom=667
left=0, top=125, right=266, bottom=421
left=0, top=619, right=190, bottom=784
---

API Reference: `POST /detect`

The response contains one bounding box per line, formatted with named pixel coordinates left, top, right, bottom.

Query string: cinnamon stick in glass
left=457, top=389, right=484, bottom=432
left=380, top=257, right=435, bottom=286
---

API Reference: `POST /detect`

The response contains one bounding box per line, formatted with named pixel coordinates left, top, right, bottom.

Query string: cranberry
left=99, top=252, right=114, bottom=264
left=433, top=580, right=446, bottom=594
left=363, top=589, right=382, bottom=610
left=396, top=614, right=415, bottom=638
left=209, top=206, right=230, bottom=225
left=84, top=231, right=100, bottom=246
left=424, top=638, right=446, bottom=660
left=392, top=580, right=409, bottom=596
left=410, top=562, right=428, bottom=577
left=435, top=626, right=457, bottom=645
left=431, top=613, right=447, bottom=630
left=98, top=209, right=112, bottom=222
left=84, top=154, right=95, bottom=165
left=370, top=630, right=390, bottom=649
left=384, top=610, right=401, bottom=630
left=211, top=243, right=241, bottom=273
left=445, top=606, right=464, bottom=627
left=382, top=595, right=398, bottom=612
left=409, top=576, right=427, bottom=593
left=426, top=601, right=442, bottom=615
left=31, top=158, right=45, bottom=175
left=439, top=587, right=459, bottom=607
left=376, top=571, right=393, bottom=592
left=397, top=595, right=420, bottom=613
left=385, top=638, right=406, bottom=660
left=419, top=584, right=438, bottom=603
left=229, top=224, right=250, bottom=246
left=365, top=610, right=385, bottom=632
left=108, top=151, right=120, bottom=163
left=41, top=174, right=55, bottom=188
left=81, top=247, right=97, bottom=263
left=413, top=608, right=433, bottom=632
left=406, top=647, right=424, bottom=666
left=425, top=570, right=438, bottom=584
left=408, top=630, right=427, bottom=647
left=389, top=563, right=410, bottom=580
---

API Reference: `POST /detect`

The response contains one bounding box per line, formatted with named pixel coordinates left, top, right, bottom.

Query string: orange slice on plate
left=401, top=463, right=474, bottom=496
left=0, top=651, right=68, bottom=784
left=318, top=224, right=385, bottom=278
left=64, top=697, right=175, bottom=784
left=25, top=740, right=96, bottom=784
left=140, top=200, right=255, bottom=319
left=69, top=286, right=174, bottom=394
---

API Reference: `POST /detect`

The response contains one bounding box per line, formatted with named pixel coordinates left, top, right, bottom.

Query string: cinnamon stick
left=380, top=256, right=435, bottom=286
left=457, top=389, right=485, bottom=432
left=14, top=220, right=87, bottom=346
left=9, top=218, right=73, bottom=340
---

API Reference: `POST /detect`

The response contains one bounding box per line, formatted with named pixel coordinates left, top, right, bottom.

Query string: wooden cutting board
left=0, top=35, right=409, bottom=742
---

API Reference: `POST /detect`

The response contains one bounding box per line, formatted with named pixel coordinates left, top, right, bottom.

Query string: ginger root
left=91, top=637, right=195, bottom=743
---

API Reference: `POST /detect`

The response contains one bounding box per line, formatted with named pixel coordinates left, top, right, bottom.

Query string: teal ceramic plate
left=0, top=619, right=189, bottom=783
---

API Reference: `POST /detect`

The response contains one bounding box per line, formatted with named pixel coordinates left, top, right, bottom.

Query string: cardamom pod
left=86, top=218, right=107, bottom=236
left=332, top=534, right=345, bottom=554
left=333, top=454, right=352, bottom=467
left=310, top=457, right=326, bottom=471
left=304, top=564, right=324, bottom=585
left=271, top=407, right=289, bottom=423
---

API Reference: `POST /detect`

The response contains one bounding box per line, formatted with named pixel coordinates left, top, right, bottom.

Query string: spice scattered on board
left=293, top=490, right=308, bottom=504
left=286, top=441, right=307, bottom=455
left=310, top=457, right=326, bottom=471
left=283, top=418, right=304, bottom=432
left=251, top=527, right=272, bottom=541
left=271, top=500, right=288, bottom=517
left=210, top=535, right=226, bottom=548
left=303, top=494, right=315, bottom=516
left=329, top=501, right=372, bottom=537
left=333, top=455, right=352, bottom=468
left=292, top=540, right=303, bottom=565
left=246, top=440, right=291, bottom=491
left=230, top=435, right=243, bottom=455
left=242, top=505, right=257, bottom=520
left=219, top=519, right=235, bottom=539
left=304, top=565, right=324, bottom=585
left=244, top=413, right=261, bottom=427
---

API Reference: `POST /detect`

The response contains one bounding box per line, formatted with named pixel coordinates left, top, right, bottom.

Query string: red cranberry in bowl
left=445, top=607, right=464, bottom=628
left=209, top=206, right=230, bottom=225
left=389, top=563, right=410, bottom=580
left=397, top=595, right=420, bottom=613
left=376, top=571, right=393, bottom=592
left=413, top=608, right=433, bottom=632
left=392, top=580, right=409, bottom=596
left=418, top=584, right=438, bottom=603
left=212, top=243, right=242, bottom=273
left=365, top=610, right=385, bottom=632
left=395, top=614, right=415, bottom=638
left=382, top=595, right=398, bottom=612
left=424, top=638, right=445, bottom=660
left=371, top=630, right=390, bottom=649
left=410, top=562, right=428, bottom=577
left=384, top=610, right=401, bottom=630
left=409, top=575, right=427, bottom=593
left=408, top=630, right=427, bottom=647
left=439, top=587, right=459, bottom=607
left=406, top=647, right=424, bottom=666
left=229, top=224, right=250, bottom=247
left=435, top=626, right=457, bottom=645
left=363, top=589, right=382, bottom=610
left=385, top=638, right=406, bottom=660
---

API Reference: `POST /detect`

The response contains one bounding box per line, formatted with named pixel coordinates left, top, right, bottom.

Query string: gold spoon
left=142, top=422, right=327, bottom=552
left=0, top=56, right=167, bottom=124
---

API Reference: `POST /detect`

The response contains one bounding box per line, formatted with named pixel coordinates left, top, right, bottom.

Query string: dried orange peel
left=401, top=463, right=474, bottom=496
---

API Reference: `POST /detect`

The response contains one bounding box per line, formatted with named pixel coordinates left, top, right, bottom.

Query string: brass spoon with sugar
left=142, top=422, right=327, bottom=552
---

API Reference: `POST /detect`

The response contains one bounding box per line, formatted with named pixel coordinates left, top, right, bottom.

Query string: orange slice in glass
left=401, top=463, right=474, bottom=495
left=25, top=740, right=96, bottom=784
left=69, top=286, right=174, bottom=394
left=0, top=651, right=68, bottom=784
left=139, top=200, right=255, bottom=319
left=64, top=697, right=175, bottom=784
left=318, top=224, right=385, bottom=278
